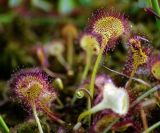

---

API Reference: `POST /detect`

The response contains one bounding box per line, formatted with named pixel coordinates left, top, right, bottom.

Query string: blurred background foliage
left=0, top=0, right=160, bottom=132
left=0, top=0, right=159, bottom=79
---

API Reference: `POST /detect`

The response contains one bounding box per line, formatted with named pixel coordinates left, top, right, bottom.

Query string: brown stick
left=140, top=106, right=148, bottom=130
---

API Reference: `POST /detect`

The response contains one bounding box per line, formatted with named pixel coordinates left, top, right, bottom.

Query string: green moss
left=17, top=120, right=50, bottom=133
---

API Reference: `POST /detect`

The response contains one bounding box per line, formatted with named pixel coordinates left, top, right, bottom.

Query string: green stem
left=56, top=97, right=64, bottom=109
left=143, top=121, right=160, bottom=133
left=78, top=109, right=92, bottom=122
left=87, top=43, right=106, bottom=125
left=146, top=0, right=152, bottom=7
left=131, top=85, right=160, bottom=108
left=71, top=94, right=77, bottom=105
left=32, top=103, right=44, bottom=133
left=87, top=98, right=91, bottom=126
left=125, top=65, right=137, bottom=89
left=103, top=65, right=151, bottom=87
left=152, top=0, right=160, bottom=28
left=81, top=52, right=92, bottom=83
left=102, top=118, right=119, bottom=133
left=0, top=115, right=9, bottom=133
left=78, top=100, right=105, bottom=122
left=67, top=36, right=74, bottom=67
left=89, top=45, right=106, bottom=98
left=57, top=54, right=69, bottom=70
left=57, top=54, right=73, bottom=75
left=152, top=0, right=160, bottom=15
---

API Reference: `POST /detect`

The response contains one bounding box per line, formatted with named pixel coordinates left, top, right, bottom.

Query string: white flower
left=90, top=82, right=129, bottom=115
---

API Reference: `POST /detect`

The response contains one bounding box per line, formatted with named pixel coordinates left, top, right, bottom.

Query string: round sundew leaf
left=80, top=34, right=100, bottom=55
left=94, top=17, right=124, bottom=39
left=24, top=83, right=43, bottom=99
left=151, top=61, right=160, bottom=80
left=10, top=68, right=56, bottom=108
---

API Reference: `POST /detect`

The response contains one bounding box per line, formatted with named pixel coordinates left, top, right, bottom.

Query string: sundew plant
left=0, top=0, right=160, bottom=133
